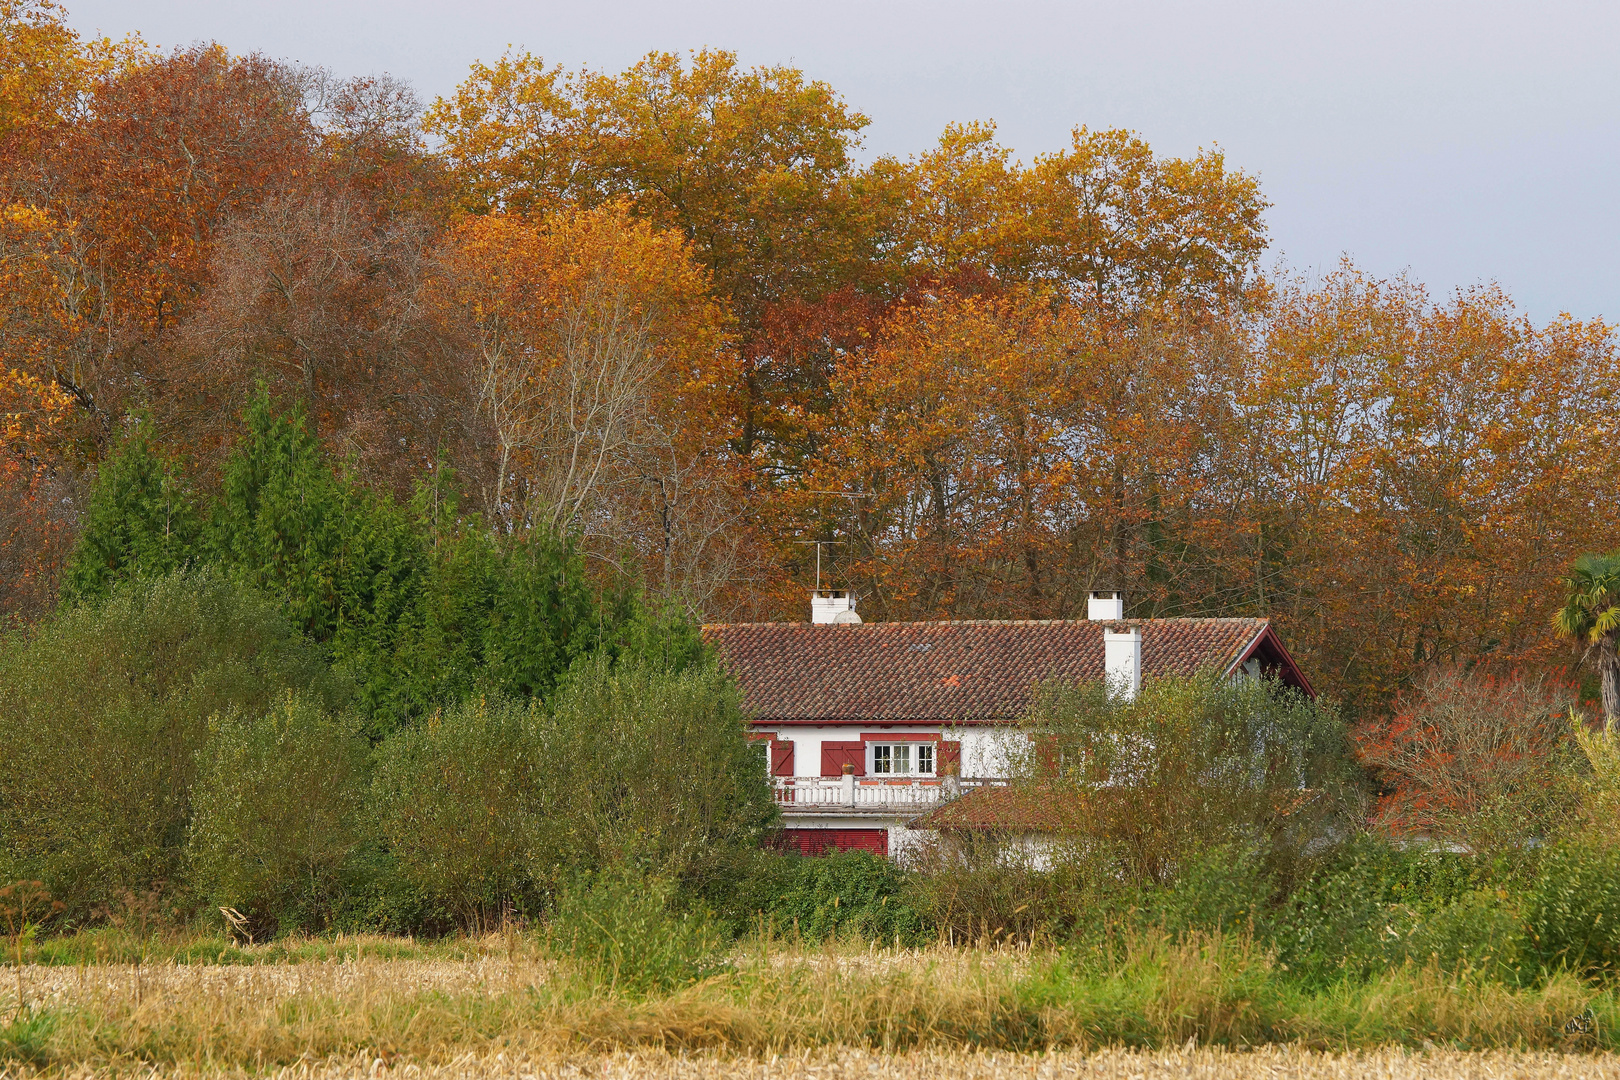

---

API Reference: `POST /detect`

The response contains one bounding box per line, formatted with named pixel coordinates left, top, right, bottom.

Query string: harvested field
left=2, top=943, right=1617, bottom=1073
left=4, top=1047, right=1620, bottom=1079
left=7, top=956, right=556, bottom=1007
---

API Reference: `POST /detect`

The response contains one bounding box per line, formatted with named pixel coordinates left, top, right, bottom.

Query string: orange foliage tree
left=421, top=203, right=743, bottom=604
left=0, top=364, right=73, bottom=622
left=1353, top=667, right=1579, bottom=851
left=0, top=21, right=1609, bottom=717
left=761, top=261, right=1620, bottom=715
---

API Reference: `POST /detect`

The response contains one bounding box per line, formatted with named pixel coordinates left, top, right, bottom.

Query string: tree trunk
left=1602, top=635, right=1620, bottom=724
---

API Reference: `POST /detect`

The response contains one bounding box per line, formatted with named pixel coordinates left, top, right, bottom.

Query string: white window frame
left=868, top=741, right=935, bottom=777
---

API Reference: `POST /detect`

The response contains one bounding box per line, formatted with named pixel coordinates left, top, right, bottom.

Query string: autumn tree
left=0, top=364, right=74, bottom=623
left=0, top=203, right=82, bottom=407
left=1026, top=127, right=1268, bottom=309
left=776, top=285, right=1248, bottom=621
left=172, top=189, right=437, bottom=479
left=877, top=121, right=1268, bottom=307
left=1233, top=268, right=1620, bottom=713
left=789, top=288, right=1085, bottom=617
left=426, top=49, right=872, bottom=321
left=427, top=50, right=887, bottom=457
left=0, top=0, right=137, bottom=195
left=16, top=45, right=318, bottom=431
left=749, top=122, right=1270, bottom=613
left=422, top=203, right=739, bottom=604
left=1354, top=667, right=1579, bottom=853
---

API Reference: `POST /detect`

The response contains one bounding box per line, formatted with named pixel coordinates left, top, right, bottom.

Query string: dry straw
left=0, top=932, right=1613, bottom=1073
left=6, top=1046, right=1620, bottom=1080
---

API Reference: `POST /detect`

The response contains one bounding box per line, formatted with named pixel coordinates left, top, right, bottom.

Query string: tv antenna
left=793, top=540, right=846, bottom=592
left=801, top=490, right=878, bottom=501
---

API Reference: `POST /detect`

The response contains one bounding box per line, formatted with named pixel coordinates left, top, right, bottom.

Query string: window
left=870, top=741, right=934, bottom=776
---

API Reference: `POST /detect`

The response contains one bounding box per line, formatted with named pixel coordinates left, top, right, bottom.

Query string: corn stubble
left=0, top=933, right=1614, bottom=1074
left=3, top=1047, right=1619, bottom=1080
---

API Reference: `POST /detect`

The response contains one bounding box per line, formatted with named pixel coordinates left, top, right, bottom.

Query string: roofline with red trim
left=1225, top=622, right=1316, bottom=698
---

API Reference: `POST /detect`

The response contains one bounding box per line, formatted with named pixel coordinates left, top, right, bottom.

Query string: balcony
left=772, top=775, right=1007, bottom=811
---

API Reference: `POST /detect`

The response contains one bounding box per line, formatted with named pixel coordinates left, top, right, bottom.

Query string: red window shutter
left=820, top=741, right=866, bottom=777
left=937, top=740, right=962, bottom=775
left=771, top=740, right=795, bottom=777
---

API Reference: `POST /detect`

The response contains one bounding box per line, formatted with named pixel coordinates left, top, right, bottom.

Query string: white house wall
left=953, top=726, right=1027, bottom=779
left=759, top=723, right=1028, bottom=779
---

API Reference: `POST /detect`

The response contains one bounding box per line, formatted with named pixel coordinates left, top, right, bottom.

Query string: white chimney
left=811, top=590, right=862, bottom=625
left=1087, top=591, right=1124, bottom=621
left=1104, top=627, right=1141, bottom=700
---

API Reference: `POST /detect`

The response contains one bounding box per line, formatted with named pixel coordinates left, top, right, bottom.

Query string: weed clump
left=546, top=872, right=728, bottom=995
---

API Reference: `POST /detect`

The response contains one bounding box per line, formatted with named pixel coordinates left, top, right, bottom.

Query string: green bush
left=1274, top=838, right=1525, bottom=983
left=528, top=658, right=779, bottom=889
left=769, top=849, right=926, bottom=944
left=1524, top=841, right=1620, bottom=978
left=188, top=691, right=370, bottom=933
left=903, top=836, right=1085, bottom=945
left=546, top=871, right=727, bottom=995
left=0, top=569, right=347, bottom=919
left=1137, top=844, right=1279, bottom=938
left=714, top=848, right=925, bottom=944
left=1026, top=672, right=1352, bottom=887
left=368, top=696, right=544, bottom=928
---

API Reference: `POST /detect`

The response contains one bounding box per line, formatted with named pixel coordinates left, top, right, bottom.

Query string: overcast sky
left=62, top=0, right=1620, bottom=326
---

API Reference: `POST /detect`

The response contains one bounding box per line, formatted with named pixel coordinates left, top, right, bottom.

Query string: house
left=703, top=591, right=1314, bottom=858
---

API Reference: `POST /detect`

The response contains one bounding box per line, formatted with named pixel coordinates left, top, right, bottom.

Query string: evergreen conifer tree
left=60, top=420, right=201, bottom=606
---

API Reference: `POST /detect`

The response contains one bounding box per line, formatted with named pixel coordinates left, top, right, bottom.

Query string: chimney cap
left=1087, top=591, right=1125, bottom=621
left=812, top=589, right=860, bottom=625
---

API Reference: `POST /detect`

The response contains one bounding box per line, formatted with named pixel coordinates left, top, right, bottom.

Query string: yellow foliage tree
left=422, top=203, right=741, bottom=602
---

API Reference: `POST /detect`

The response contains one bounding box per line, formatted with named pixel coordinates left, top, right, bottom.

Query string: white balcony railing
left=772, top=775, right=1006, bottom=809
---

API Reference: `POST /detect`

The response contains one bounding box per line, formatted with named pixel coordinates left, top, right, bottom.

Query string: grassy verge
left=0, top=929, right=1613, bottom=1071
left=26, top=928, right=490, bottom=967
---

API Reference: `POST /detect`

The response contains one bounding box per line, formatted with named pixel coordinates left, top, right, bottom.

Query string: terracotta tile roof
left=702, top=618, right=1304, bottom=725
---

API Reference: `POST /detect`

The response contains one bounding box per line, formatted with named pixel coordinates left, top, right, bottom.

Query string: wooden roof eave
left=1225, top=622, right=1316, bottom=698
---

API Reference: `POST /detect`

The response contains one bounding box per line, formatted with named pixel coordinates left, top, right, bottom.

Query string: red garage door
left=776, top=828, right=889, bottom=856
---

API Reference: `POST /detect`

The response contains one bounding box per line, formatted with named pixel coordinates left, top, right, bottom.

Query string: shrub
left=188, top=691, right=370, bottom=933
left=903, top=836, right=1084, bottom=945
left=1574, top=716, right=1620, bottom=843
left=368, top=659, right=776, bottom=931
left=738, top=849, right=926, bottom=945
left=0, top=569, right=346, bottom=919
left=546, top=871, right=727, bottom=995
left=368, top=695, right=543, bottom=929
left=905, top=843, right=1273, bottom=949
left=1355, top=667, right=1581, bottom=854
left=529, top=658, right=779, bottom=889
left=1524, top=841, right=1620, bottom=978
left=1025, top=672, right=1350, bottom=887
left=1140, top=844, right=1279, bottom=939
left=1274, top=837, right=1526, bottom=983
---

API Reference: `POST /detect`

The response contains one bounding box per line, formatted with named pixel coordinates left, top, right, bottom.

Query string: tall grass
left=0, top=930, right=1609, bottom=1071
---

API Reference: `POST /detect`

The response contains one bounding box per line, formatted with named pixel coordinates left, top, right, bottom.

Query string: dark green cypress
left=60, top=419, right=201, bottom=607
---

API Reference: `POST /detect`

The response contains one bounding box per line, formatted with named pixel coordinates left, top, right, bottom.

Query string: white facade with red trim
left=708, top=592, right=1315, bottom=858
